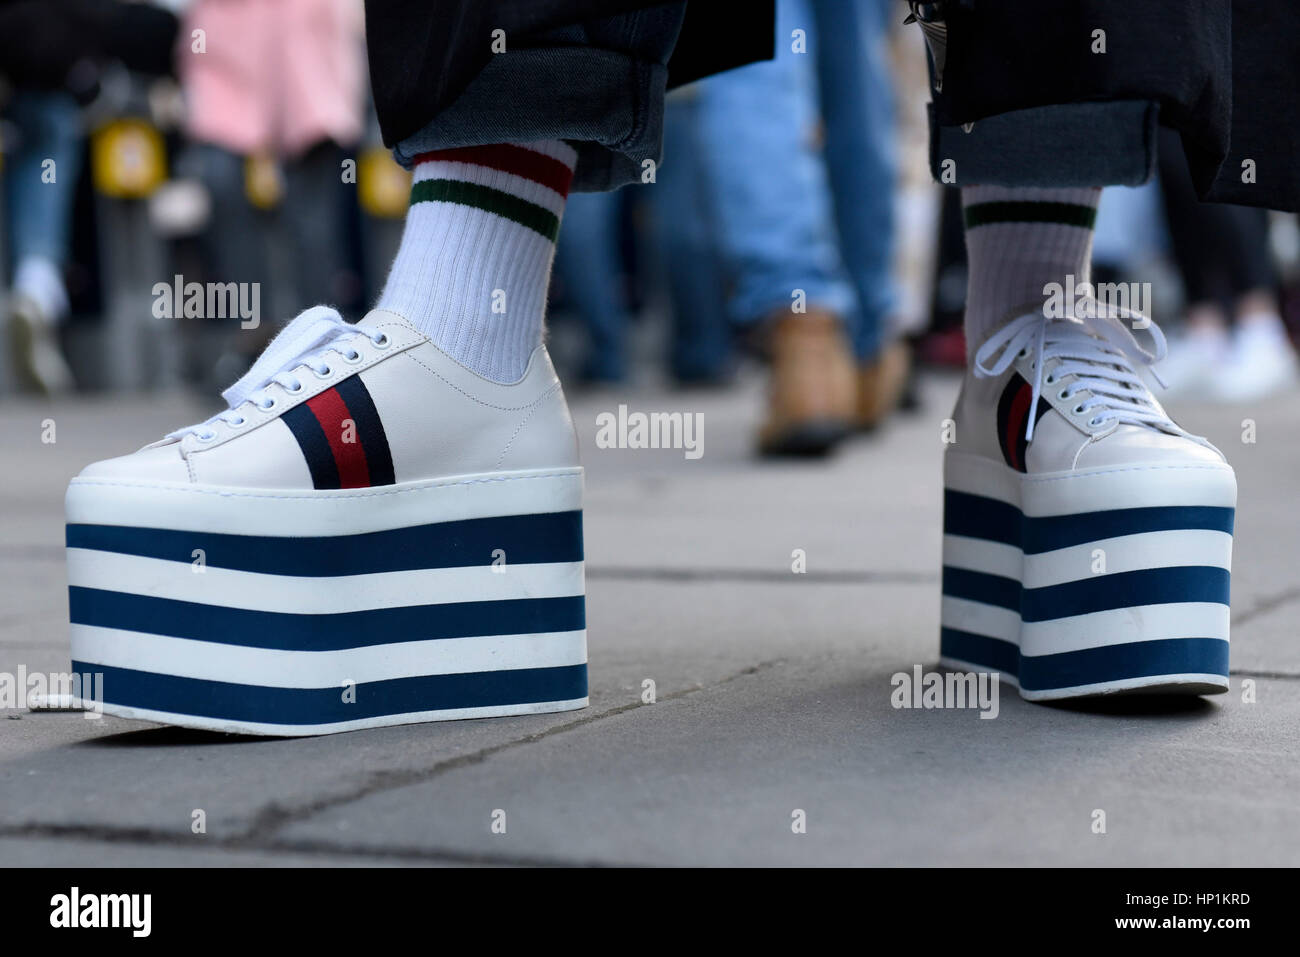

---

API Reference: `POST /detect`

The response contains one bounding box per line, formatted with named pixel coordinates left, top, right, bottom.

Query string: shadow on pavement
left=75, top=726, right=285, bottom=747
left=1045, top=695, right=1221, bottom=718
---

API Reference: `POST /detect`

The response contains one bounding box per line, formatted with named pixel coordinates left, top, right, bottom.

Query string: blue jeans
left=651, top=93, right=733, bottom=381
left=552, top=191, right=629, bottom=381
left=810, top=0, right=898, bottom=359
left=693, top=0, right=898, bottom=360
left=3, top=91, right=83, bottom=267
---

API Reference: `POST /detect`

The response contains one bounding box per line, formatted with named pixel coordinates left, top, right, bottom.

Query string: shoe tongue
left=221, top=305, right=346, bottom=408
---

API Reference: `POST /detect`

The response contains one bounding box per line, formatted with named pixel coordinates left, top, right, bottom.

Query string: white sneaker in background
left=8, top=293, right=76, bottom=395
left=1212, top=314, right=1300, bottom=403
left=8, top=255, right=75, bottom=394
left=1153, top=325, right=1229, bottom=400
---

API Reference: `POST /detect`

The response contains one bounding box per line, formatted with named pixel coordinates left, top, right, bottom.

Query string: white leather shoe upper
left=77, top=308, right=579, bottom=489
left=954, top=310, right=1229, bottom=474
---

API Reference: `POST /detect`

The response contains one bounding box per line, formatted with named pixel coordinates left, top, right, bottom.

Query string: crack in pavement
left=0, top=545, right=932, bottom=584
left=0, top=658, right=786, bottom=865
left=1229, top=668, right=1300, bottom=680
left=0, top=826, right=626, bottom=867
left=1232, top=585, right=1300, bottom=627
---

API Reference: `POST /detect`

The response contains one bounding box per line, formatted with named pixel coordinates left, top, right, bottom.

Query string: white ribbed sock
left=376, top=139, right=578, bottom=383
left=961, top=186, right=1101, bottom=360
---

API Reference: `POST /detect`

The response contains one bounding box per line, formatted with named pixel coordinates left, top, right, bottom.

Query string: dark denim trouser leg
left=929, top=100, right=1160, bottom=188
left=393, top=5, right=688, bottom=192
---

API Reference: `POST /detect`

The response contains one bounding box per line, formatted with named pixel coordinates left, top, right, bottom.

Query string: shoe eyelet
left=1088, top=417, right=1102, bottom=427
left=1073, top=404, right=1085, bottom=415
left=284, top=381, right=304, bottom=395
left=313, top=365, right=333, bottom=379
left=373, top=333, right=391, bottom=349
left=197, top=430, right=217, bottom=443
left=230, top=417, right=246, bottom=428
left=344, top=349, right=363, bottom=364
left=259, top=398, right=278, bottom=412
left=1044, top=375, right=1055, bottom=385
left=1058, top=389, right=1071, bottom=400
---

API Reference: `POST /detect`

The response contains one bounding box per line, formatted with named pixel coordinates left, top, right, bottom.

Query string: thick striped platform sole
left=940, top=450, right=1235, bottom=701
left=65, top=468, right=587, bottom=736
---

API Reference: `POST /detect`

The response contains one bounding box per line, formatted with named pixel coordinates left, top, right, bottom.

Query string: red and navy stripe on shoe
left=995, top=373, right=1052, bottom=473
left=281, top=374, right=396, bottom=488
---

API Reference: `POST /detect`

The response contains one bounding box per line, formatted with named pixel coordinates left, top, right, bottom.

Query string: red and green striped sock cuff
left=412, top=144, right=576, bottom=197
left=961, top=185, right=1101, bottom=231
left=963, top=200, right=1098, bottom=230
left=408, top=142, right=576, bottom=242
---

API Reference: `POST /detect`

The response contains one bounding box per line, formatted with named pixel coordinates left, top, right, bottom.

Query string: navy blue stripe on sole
left=943, top=489, right=1234, bottom=554
left=1019, top=638, right=1228, bottom=693
left=76, top=660, right=588, bottom=727
left=1021, top=566, right=1229, bottom=622
left=942, top=490, right=1021, bottom=546
left=940, top=627, right=1019, bottom=677
left=942, top=566, right=1020, bottom=612
left=939, top=629, right=1228, bottom=693
left=66, top=510, right=583, bottom=576
left=943, top=565, right=1230, bottom=621
left=70, top=588, right=584, bottom=651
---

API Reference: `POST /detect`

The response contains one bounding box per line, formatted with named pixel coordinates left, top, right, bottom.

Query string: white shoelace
left=169, top=306, right=388, bottom=441
left=973, top=301, right=1176, bottom=442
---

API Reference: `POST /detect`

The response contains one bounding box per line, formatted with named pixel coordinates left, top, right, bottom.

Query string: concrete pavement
left=2, top=371, right=1298, bottom=866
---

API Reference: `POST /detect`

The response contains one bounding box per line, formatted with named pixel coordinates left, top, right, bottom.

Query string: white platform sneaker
left=66, top=306, right=587, bottom=735
left=940, top=305, right=1235, bottom=700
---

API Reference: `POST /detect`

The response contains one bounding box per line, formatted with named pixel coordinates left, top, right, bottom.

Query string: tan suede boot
left=758, top=309, right=856, bottom=456
left=855, top=339, right=911, bottom=431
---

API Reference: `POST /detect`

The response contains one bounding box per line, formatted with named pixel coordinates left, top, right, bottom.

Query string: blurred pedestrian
left=177, top=0, right=365, bottom=371
left=694, top=0, right=905, bottom=455
left=3, top=89, right=83, bottom=393
left=0, top=0, right=177, bottom=393
left=1154, top=128, right=1298, bottom=402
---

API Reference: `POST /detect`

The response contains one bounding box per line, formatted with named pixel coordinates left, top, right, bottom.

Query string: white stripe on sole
left=1020, top=603, right=1230, bottom=656
left=97, top=697, right=590, bottom=737
left=72, top=625, right=588, bottom=687
left=68, top=549, right=584, bottom=612
left=944, top=530, right=1232, bottom=590
left=66, top=466, right=584, bottom=537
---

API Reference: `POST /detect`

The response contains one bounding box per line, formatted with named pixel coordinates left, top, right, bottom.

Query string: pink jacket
left=180, top=0, right=366, bottom=157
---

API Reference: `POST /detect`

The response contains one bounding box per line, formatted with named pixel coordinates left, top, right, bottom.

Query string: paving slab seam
left=587, top=567, right=936, bottom=584
left=0, top=551, right=938, bottom=582
left=0, top=547, right=63, bottom=561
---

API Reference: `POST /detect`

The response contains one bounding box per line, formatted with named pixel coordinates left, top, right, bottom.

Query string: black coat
left=926, top=0, right=1300, bottom=210
left=365, top=0, right=775, bottom=148
left=0, top=0, right=177, bottom=97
